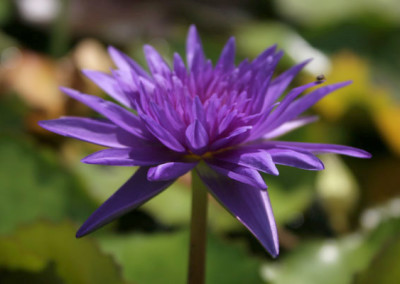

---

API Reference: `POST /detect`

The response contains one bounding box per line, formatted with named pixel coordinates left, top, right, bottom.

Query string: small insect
left=316, top=74, right=326, bottom=82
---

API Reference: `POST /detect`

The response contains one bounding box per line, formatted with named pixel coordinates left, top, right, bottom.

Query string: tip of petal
left=143, top=44, right=153, bottom=53
left=188, top=24, right=197, bottom=33
left=37, top=119, right=59, bottom=133
left=76, top=222, right=95, bottom=238
left=303, top=58, right=313, bottom=65
left=37, top=120, right=47, bottom=128
left=337, top=80, right=353, bottom=88
left=146, top=167, right=158, bottom=181
left=107, top=45, right=117, bottom=54
left=107, top=46, right=127, bottom=63
left=270, top=166, right=280, bottom=176
left=107, top=46, right=121, bottom=62
left=350, top=149, right=372, bottom=159
left=75, top=228, right=87, bottom=238
left=270, top=246, right=280, bottom=258
left=316, top=160, right=325, bottom=170
left=59, top=86, right=75, bottom=95
left=81, top=69, right=95, bottom=76
left=80, top=156, right=94, bottom=164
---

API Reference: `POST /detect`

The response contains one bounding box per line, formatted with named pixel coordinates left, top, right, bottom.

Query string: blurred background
left=1, top=0, right=400, bottom=283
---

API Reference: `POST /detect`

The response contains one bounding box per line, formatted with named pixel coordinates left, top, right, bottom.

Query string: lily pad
left=355, top=233, right=400, bottom=284
left=0, top=221, right=128, bottom=284
left=0, top=135, right=96, bottom=234
left=261, top=217, right=400, bottom=284
left=99, top=230, right=264, bottom=284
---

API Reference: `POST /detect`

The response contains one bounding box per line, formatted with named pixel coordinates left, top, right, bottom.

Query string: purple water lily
left=39, top=26, right=370, bottom=257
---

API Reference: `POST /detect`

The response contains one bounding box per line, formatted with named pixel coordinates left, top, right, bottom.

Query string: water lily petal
left=60, top=87, right=150, bottom=140
left=141, top=114, right=186, bottom=153
left=268, top=148, right=324, bottom=170
left=210, top=126, right=252, bottom=150
left=143, top=45, right=171, bottom=76
left=216, top=37, right=235, bottom=72
left=207, top=159, right=267, bottom=189
left=281, top=81, right=352, bottom=123
left=82, top=70, right=131, bottom=107
left=196, top=164, right=279, bottom=257
left=173, top=53, right=187, bottom=80
left=264, top=59, right=312, bottom=107
left=82, top=147, right=178, bottom=166
left=262, top=81, right=321, bottom=130
left=214, top=149, right=279, bottom=175
left=265, top=141, right=372, bottom=158
left=148, top=162, right=197, bottom=181
left=38, top=117, right=136, bottom=148
left=76, top=167, right=174, bottom=237
left=185, top=119, right=209, bottom=155
left=108, top=46, right=150, bottom=78
left=263, top=116, right=319, bottom=139
left=186, top=25, right=205, bottom=70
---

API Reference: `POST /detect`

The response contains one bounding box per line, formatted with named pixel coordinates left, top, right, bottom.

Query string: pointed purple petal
left=76, top=167, right=174, bottom=237
left=282, top=81, right=352, bottom=123
left=81, top=147, right=178, bottom=166
left=196, top=164, right=279, bottom=257
left=210, top=126, right=252, bottom=150
left=264, top=59, right=312, bottom=107
left=186, top=25, right=205, bottom=70
left=215, top=149, right=279, bottom=175
left=143, top=45, right=171, bottom=76
left=263, top=116, right=319, bottom=139
left=252, top=44, right=277, bottom=66
left=207, top=160, right=267, bottom=190
left=250, top=82, right=319, bottom=140
left=173, top=53, right=187, bottom=79
left=60, top=87, right=150, bottom=140
left=108, top=46, right=150, bottom=78
left=216, top=37, right=235, bottom=72
left=141, top=114, right=186, bottom=153
left=267, top=148, right=324, bottom=170
left=192, top=96, right=207, bottom=128
left=82, top=70, right=131, bottom=107
left=148, top=162, right=197, bottom=181
left=265, top=141, right=372, bottom=158
left=39, top=117, right=136, bottom=148
left=185, top=119, right=209, bottom=155
left=266, top=81, right=322, bottom=125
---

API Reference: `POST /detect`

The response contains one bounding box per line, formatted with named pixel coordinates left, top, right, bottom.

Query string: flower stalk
left=188, top=169, right=208, bottom=284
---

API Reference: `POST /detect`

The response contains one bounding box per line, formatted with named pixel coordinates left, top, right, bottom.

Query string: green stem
left=188, top=169, right=208, bottom=284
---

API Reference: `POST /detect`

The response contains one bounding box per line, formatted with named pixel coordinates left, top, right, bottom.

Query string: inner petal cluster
left=109, top=37, right=291, bottom=158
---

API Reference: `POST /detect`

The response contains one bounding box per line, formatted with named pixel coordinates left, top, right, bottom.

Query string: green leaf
left=0, top=262, right=64, bottom=284
left=99, top=230, right=264, bottom=284
left=262, top=236, right=368, bottom=284
left=141, top=180, right=191, bottom=225
left=262, top=217, right=400, bottom=284
left=143, top=179, right=240, bottom=232
left=0, top=135, right=96, bottom=234
left=355, top=233, right=400, bottom=284
left=71, top=161, right=133, bottom=204
left=265, top=166, right=316, bottom=225
left=267, top=182, right=314, bottom=225
left=0, top=221, right=128, bottom=284
left=0, top=238, right=46, bottom=271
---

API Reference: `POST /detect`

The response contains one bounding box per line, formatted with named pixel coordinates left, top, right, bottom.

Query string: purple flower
left=39, top=26, right=370, bottom=257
